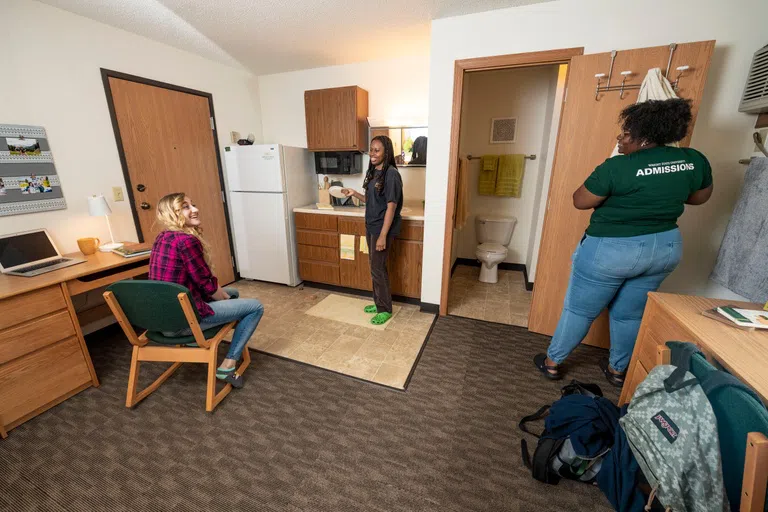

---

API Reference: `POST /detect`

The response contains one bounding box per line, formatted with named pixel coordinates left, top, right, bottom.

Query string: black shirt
left=365, top=166, right=403, bottom=237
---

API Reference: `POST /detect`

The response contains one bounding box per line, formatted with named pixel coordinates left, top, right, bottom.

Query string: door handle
left=140, top=202, right=151, bottom=210
left=136, top=184, right=146, bottom=192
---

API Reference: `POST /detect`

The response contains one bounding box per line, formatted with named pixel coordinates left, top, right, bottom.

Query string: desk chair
left=103, top=281, right=250, bottom=412
left=657, top=343, right=768, bottom=511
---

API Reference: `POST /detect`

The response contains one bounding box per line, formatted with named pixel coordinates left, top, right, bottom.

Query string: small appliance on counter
left=329, top=180, right=353, bottom=206
left=314, top=151, right=363, bottom=175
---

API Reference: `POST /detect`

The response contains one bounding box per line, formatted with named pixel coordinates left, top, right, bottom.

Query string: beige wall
left=0, top=0, right=261, bottom=254
left=258, top=55, right=430, bottom=202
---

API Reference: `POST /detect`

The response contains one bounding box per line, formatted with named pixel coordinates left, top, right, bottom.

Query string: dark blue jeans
left=546, top=229, right=683, bottom=372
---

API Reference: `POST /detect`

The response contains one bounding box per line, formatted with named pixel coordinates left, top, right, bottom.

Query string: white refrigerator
left=224, top=144, right=316, bottom=286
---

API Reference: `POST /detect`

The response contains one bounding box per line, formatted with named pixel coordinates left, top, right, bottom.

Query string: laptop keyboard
left=18, top=258, right=68, bottom=273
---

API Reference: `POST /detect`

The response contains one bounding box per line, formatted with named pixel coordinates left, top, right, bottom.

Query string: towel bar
left=466, top=154, right=535, bottom=161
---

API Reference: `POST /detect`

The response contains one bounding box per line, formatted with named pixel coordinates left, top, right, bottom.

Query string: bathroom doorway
left=447, top=63, right=568, bottom=327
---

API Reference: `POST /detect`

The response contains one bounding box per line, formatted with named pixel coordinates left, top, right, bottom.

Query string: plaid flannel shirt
left=148, top=231, right=218, bottom=317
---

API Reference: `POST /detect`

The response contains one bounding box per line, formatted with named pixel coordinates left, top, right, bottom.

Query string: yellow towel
left=340, top=234, right=355, bottom=260
left=478, top=155, right=499, bottom=195
left=455, top=157, right=470, bottom=229
left=495, top=154, right=525, bottom=197
left=359, top=236, right=369, bottom=255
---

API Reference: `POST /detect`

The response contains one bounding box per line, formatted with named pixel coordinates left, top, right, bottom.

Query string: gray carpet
left=0, top=315, right=618, bottom=512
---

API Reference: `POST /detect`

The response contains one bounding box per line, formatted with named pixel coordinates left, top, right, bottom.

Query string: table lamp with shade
left=88, top=194, right=123, bottom=252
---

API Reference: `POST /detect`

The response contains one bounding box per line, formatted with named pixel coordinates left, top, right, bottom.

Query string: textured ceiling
left=37, top=0, right=554, bottom=75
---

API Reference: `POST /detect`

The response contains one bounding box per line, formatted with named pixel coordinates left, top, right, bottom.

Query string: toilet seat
left=476, top=243, right=507, bottom=255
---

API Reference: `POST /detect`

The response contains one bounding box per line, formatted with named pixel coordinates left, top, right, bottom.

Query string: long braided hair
left=363, top=135, right=398, bottom=195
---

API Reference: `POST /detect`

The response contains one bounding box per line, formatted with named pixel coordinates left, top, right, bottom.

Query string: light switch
left=112, top=187, right=124, bottom=202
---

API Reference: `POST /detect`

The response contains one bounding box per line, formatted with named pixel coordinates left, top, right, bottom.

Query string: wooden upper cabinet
left=305, top=86, right=369, bottom=151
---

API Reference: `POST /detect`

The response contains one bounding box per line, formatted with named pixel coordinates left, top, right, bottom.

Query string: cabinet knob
left=140, top=202, right=151, bottom=210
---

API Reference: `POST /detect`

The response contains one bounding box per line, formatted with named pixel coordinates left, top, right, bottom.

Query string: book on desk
left=112, top=242, right=152, bottom=258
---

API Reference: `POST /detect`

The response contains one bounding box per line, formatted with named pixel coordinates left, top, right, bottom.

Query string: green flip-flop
left=371, top=312, right=392, bottom=325
left=364, top=305, right=378, bottom=314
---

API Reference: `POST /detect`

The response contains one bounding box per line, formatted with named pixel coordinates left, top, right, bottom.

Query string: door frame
left=100, top=69, right=237, bottom=279
left=438, top=47, right=584, bottom=316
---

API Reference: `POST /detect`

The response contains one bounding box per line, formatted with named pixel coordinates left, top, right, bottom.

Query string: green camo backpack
left=620, top=350, right=729, bottom=512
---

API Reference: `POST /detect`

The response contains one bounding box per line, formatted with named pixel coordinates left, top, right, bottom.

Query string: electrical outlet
left=112, top=187, right=124, bottom=202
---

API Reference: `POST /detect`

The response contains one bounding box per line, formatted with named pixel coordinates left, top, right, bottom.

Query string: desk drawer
left=0, top=286, right=67, bottom=331
left=0, top=336, right=91, bottom=428
left=639, top=310, right=695, bottom=371
left=0, top=310, right=76, bottom=365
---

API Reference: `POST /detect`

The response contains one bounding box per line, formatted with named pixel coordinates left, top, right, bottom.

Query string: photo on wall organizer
left=0, top=124, right=67, bottom=216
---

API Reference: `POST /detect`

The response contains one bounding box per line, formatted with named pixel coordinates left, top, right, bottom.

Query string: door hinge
left=563, top=88, right=568, bottom=104
left=231, top=256, right=235, bottom=267
left=210, top=117, right=215, bottom=130
left=220, top=190, right=226, bottom=203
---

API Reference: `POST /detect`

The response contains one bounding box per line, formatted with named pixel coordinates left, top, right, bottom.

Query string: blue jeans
left=546, top=229, right=683, bottom=372
left=199, top=287, right=264, bottom=361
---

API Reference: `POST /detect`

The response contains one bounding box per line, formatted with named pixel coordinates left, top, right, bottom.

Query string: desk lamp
left=88, top=194, right=123, bottom=252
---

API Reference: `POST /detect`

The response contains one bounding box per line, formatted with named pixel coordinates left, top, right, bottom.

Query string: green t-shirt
left=583, top=146, right=712, bottom=237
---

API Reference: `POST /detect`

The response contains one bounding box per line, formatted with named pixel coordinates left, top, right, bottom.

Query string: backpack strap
left=664, top=341, right=701, bottom=392
left=519, top=405, right=550, bottom=438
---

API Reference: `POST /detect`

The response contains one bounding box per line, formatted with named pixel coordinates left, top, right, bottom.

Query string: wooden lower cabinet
left=296, top=212, right=423, bottom=298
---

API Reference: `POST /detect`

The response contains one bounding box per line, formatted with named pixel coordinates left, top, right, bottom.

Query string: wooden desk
left=620, top=292, right=768, bottom=405
left=0, top=251, right=149, bottom=438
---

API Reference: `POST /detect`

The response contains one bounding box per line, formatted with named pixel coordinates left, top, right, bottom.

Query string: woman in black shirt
left=342, top=136, right=404, bottom=325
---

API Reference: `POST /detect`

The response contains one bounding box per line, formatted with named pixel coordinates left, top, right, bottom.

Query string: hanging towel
left=710, top=157, right=768, bottom=302
left=610, top=68, right=679, bottom=157
left=340, top=234, right=355, bottom=260
left=359, top=235, right=369, bottom=255
left=478, top=155, right=499, bottom=195
left=455, top=157, right=470, bottom=229
left=495, top=154, right=525, bottom=197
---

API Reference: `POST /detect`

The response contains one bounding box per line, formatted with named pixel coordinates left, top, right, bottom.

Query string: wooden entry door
left=528, top=41, right=715, bottom=348
left=104, top=73, right=235, bottom=284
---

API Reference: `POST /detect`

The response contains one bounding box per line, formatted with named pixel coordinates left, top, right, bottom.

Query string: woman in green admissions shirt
left=533, top=98, right=713, bottom=387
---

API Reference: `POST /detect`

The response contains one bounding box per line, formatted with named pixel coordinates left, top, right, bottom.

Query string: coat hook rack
left=466, top=154, right=536, bottom=161
left=594, top=44, right=690, bottom=100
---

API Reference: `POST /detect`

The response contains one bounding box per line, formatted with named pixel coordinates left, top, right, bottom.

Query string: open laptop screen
left=0, top=231, right=58, bottom=269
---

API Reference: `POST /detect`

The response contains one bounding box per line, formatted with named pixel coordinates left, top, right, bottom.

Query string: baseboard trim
left=301, top=281, right=422, bottom=307
left=419, top=302, right=439, bottom=314
left=453, top=259, right=533, bottom=290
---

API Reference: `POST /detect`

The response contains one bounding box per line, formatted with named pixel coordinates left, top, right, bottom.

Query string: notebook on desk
left=0, top=229, right=85, bottom=277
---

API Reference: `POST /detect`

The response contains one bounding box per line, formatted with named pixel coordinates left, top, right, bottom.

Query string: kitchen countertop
left=293, top=203, right=425, bottom=221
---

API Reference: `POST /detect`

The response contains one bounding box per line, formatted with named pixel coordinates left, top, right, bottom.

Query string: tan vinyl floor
left=447, top=265, right=532, bottom=327
left=233, top=280, right=434, bottom=389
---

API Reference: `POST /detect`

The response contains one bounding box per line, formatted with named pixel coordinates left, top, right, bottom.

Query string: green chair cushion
left=145, top=324, right=229, bottom=346
left=106, top=280, right=201, bottom=333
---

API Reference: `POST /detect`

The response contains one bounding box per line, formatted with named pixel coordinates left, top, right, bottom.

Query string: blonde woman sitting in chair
left=149, top=192, right=263, bottom=388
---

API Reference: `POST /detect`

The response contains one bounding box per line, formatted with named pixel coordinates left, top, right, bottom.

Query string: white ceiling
left=37, top=0, right=554, bottom=75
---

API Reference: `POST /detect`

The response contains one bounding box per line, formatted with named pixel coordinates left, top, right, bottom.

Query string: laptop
left=0, top=229, right=85, bottom=277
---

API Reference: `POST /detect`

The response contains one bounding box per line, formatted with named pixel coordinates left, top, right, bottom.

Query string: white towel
left=610, top=68, right=678, bottom=157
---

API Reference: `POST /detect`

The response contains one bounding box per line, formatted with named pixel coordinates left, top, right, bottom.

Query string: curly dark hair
left=619, top=98, right=693, bottom=146
left=363, top=135, right=398, bottom=195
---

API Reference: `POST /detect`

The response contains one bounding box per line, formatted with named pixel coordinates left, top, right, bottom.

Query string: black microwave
left=314, top=152, right=363, bottom=175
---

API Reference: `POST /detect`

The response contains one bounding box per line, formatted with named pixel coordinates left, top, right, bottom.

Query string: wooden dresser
left=0, top=252, right=149, bottom=438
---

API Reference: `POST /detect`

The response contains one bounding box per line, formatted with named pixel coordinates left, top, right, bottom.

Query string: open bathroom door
left=528, top=41, right=715, bottom=348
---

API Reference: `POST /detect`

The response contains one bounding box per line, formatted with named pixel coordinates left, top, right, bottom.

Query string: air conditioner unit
left=739, top=44, right=768, bottom=114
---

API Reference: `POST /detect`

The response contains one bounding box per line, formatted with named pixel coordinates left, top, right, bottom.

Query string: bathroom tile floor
left=447, top=265, right=532, bottom=327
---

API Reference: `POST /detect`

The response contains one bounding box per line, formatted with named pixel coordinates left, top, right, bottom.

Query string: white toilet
left=475, top=215, right=517, bottom=284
